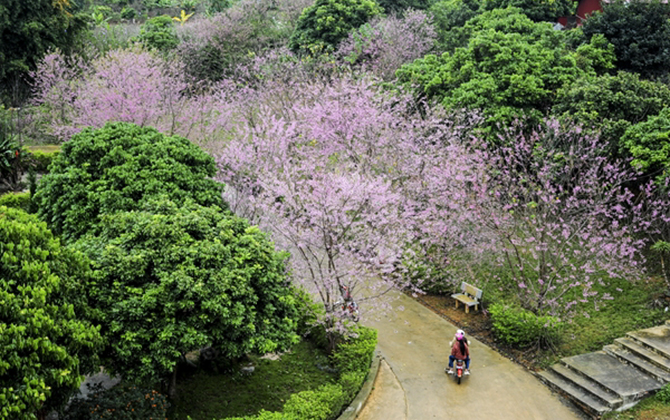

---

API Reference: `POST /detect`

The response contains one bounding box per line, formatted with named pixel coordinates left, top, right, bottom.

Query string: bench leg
left=465, top=305, right=469, bottom=314
left=455, top=301, right=459, bottom=309
left=475, top=304, right=478, bottom=312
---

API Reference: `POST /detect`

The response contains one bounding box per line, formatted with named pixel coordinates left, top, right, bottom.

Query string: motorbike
left=336, top=285, right=360, bottom=322
left=449, top=359, right=468, bottom=384
left=335, top=299, right=360, bottom=322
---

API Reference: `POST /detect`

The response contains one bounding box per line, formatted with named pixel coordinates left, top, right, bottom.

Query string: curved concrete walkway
left=357, top=291, right=584, bottom=420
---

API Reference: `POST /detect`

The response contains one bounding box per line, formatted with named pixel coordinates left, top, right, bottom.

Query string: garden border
left=336, top=348, right=383, bottom=420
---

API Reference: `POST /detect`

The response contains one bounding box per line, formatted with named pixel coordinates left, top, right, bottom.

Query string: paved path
left=357, top=291, right=584, bottom=420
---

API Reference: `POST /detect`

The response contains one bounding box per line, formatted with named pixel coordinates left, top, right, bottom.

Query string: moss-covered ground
left=169, top=338, right=338, bottom=419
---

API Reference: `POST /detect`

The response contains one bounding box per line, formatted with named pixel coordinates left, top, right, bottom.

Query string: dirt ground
left=413, top=293, right=546, bottom=372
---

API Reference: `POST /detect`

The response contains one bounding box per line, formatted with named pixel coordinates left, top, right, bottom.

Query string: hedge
left=28, top=149, right=60, bottom=173
left=489, top=303, right=563, bottom=348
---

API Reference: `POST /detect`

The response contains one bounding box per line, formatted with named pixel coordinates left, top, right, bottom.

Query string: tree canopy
left=0, top=0, right=88, bottom=105
left=397, top=8, right=586, bottom=130
left=289, top=0, right=383, bottom=54
left=482, top=0, right=574, bottom=22
left=553, top=71, right=670, bottom=157
left=581, top=0, right=670, bottom=79
left=34, top=122, right=226, bottom=241
left=76, top=198, right=299, bottom=397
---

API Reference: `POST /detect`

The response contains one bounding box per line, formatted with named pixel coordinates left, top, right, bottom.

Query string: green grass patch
left=524, top=275, right=669, bottom=369
left=475, top=260, right=669, bottom=368
left=559, top=276, right=668, bottom=357
left=603, top=392, right=670, bottom=420
left=169, top=339, right=338, bottom=420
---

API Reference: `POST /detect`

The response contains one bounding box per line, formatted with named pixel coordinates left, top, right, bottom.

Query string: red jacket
left=451, top=339, right=469, bottom=360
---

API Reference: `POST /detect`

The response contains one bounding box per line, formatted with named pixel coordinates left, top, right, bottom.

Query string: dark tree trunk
left=168, top=365, right=178, bottom=399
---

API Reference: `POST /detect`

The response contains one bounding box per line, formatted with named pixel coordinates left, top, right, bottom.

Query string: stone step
left=613, top=337, right=670, bottom=377
left=549, top=363, right=622, bottom=408
left=538, top=370, right=611, bottom=418
left=605, top=343, right=670, bottom=384
left=627, top=325, right=670, bottom=360
left=562, top=351, right=663, bottom=407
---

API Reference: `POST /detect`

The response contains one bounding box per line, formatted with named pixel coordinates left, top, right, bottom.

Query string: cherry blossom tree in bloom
left=215, top=75, right=483, bottom=345
left=464, top=121, right=670, bottom=319
left=31, top=47, right=238, bottom=144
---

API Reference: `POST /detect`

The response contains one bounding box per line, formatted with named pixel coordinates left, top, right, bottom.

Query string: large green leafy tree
left=581, top=0, right=670, bottom=80
left=396, top=8, right=589, bottom=131
left=553, top=71, right=670, bottom=157
left=34, top=122, right=226, bottom=242
left=377, top=0, right=433, bottom=14
left=76, top=198, right=300, bottom=398
left=0, top=206, right=101, bottom=420
left=0, top=0, right=88, bottom=105
left=429, top=0, right=481, bottom=52
left=289, top=0, right=383, bottom=55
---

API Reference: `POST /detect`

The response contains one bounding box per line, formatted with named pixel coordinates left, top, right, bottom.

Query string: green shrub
left=581, top=0, right=670, bottom=79
left=61, top=384, right=169, bottom=420
left=489, top=303, right=563, bottom=348
left=338, top=370, right=366, bottom=400
left=138, top=15, right=180, bottom=51
left=120, top=6, right=138, bottom=20
left=289, top=0, right=383, bottom=55
left=28, top=149, right=60, bottom=173
left=283, top=384, right=347, bottom=420
left=34, top=122, right=225, bottom=241
left=622, top=107, right=670, bottom=182
left=656, top=383, right=670, bottom=405
left=0, top=206, right=102, bottom=419
left=331, top=327, right=377, bottom=374
left=0, top=191, right=30, bottom=211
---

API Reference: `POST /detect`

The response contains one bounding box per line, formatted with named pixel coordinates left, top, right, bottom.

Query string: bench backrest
left=461, top=282, right=483, bottom=300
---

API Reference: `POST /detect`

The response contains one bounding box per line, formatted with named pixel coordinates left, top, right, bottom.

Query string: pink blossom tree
left=214, top=75, right=485, bottom=346
left=337, top=10, right=437, bottom=81
left=31, top=47, right=238, bottom=144
left=460, top=121, right=670, bottom=319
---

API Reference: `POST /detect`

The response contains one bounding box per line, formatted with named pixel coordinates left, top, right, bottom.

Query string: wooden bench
left=451, top=282, right=483, bottom=314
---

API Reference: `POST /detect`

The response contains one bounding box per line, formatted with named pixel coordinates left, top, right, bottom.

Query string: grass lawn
left=169, top=338, right=338, bottom=419
left=557, top=276, right=668, bottom=357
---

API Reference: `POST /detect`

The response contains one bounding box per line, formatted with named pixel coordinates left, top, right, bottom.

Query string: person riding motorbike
left=446, top=329, right=470, bottom=375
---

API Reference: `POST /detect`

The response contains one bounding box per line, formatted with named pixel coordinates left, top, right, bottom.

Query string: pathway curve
left=357, top=291, right=584, bottom=420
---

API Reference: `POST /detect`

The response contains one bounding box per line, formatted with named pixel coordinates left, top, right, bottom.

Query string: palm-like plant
left=172, top=9, right=194, bottom=26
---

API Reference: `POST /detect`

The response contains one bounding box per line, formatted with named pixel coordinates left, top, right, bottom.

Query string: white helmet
left=455, top=329, right=465, bottom=340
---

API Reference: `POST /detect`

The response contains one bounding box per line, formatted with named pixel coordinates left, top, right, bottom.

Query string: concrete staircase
left=538, top=321, right=670, bottom=418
